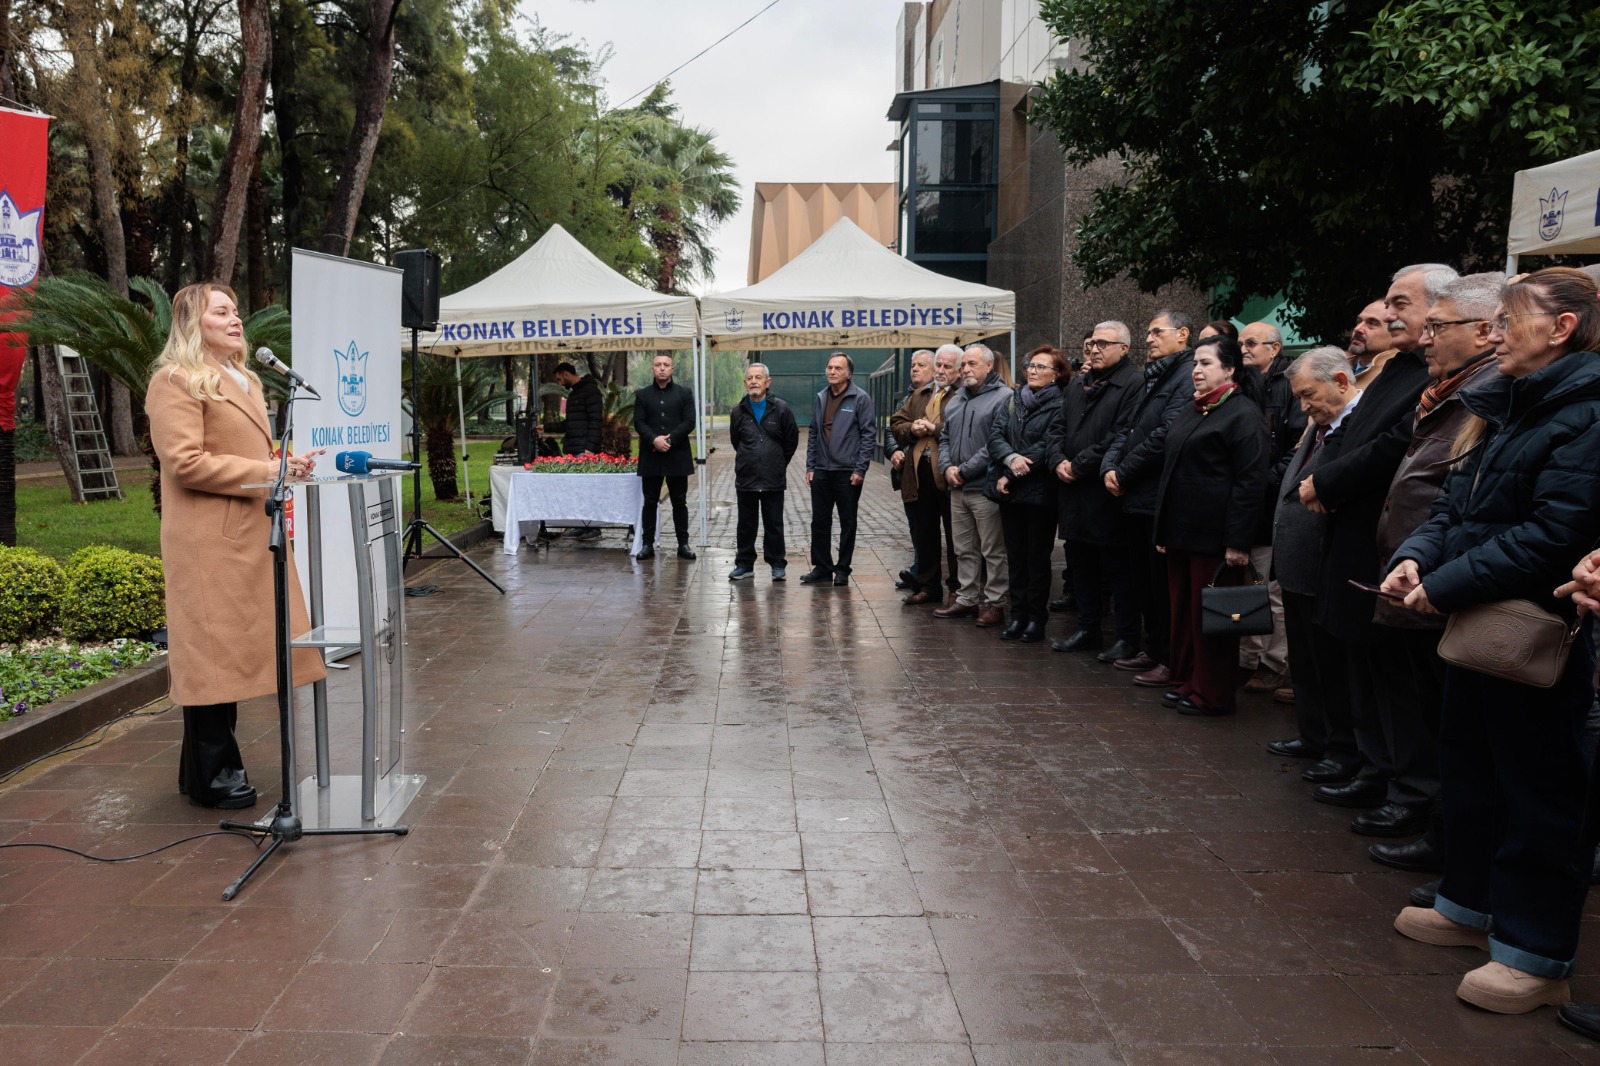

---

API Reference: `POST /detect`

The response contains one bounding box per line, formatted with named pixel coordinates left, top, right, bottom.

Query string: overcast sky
left=526, top=0, right=905, bottom=295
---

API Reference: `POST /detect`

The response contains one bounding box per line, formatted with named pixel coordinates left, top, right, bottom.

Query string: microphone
left=255, top=346, right=321, bottom=399
left=334, top=450, right=420, bottom=475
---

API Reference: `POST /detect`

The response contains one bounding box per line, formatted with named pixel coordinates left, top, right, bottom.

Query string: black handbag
left=1200, top=561, right=1273, bottom=637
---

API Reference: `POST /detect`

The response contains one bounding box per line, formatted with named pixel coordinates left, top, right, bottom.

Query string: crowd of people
left=712, top=263, right=1600, bottom=1029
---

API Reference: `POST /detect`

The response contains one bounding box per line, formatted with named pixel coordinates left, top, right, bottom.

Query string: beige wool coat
left=145, top=360, right=326, bottom=706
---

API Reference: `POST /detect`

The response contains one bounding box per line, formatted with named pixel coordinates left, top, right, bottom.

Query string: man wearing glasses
left=1100, top=310, right=1197, bottom=685
left=1050, top=321, right=1143, bottom=655
left=1237, top=322, right=1306, bottom=695
left=1364, top=271, right=1502, bottom=867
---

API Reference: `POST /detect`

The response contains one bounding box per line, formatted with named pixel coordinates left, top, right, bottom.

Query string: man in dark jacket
left=1238, top=321, right=1307, bottom=691
left=1101, top=310, right=1197, bottom=684
left=1298, top=262, right=1457, bottom=816
left=1049, top=320, right=1143, bottom=656
left=1363, top=271, right=1502, bottom=864
left=549, top=361, right=604, bottom=456
left=728, top=363, right=798, bottom=581
left=633, top=352, right=697, bottom=560
left=801, top=352, right=876, bottom=586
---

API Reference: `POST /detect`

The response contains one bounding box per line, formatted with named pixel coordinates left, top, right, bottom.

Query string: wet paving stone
left=0, top=428, right=1589, bottom=1061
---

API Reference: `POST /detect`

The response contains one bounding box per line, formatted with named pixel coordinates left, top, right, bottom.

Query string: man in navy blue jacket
left=801, top=353, right=876, bottom=587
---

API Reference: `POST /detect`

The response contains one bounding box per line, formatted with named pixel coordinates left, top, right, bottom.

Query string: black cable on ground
left=0, top=705, right=171, bottom=787
left=0, top=828, right=263, bottom=863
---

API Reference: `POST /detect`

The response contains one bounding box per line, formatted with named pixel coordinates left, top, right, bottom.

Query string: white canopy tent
left=411, top=224, right=710, bottom=546
left=700, top=217, right=1018, bottom=372
left=1506, top=147, right=1600, bottom=271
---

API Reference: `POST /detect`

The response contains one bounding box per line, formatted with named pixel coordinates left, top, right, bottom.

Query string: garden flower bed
left=0, top=639, right=162, bottom=723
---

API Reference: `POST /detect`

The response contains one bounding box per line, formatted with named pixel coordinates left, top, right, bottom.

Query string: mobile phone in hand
left=1347, top=579, right=1407, bottom=600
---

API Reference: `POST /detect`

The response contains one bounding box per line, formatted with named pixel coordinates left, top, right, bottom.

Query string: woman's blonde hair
left=153, top=282, right=260, bottom=400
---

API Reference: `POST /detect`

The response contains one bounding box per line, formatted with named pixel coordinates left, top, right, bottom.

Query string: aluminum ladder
left=57, top=347, right=123, bottom=500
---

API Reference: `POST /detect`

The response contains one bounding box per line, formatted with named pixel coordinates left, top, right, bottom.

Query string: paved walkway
left=2, top=434, right=1597, bottom=1064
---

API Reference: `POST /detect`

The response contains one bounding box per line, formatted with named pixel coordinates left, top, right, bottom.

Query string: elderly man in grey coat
left=932, top=344, right=1012, bottom=628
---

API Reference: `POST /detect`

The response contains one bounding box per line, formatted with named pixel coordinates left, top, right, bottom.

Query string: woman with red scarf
left=1151, top=336, right=1269, bottom=716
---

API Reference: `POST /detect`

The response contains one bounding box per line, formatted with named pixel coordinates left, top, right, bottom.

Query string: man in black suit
left=633, top=353, right=697, bottom=560
left=1297, top=263, right=1458, bottom=826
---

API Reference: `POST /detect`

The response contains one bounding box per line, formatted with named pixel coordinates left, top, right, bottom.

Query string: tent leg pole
left=1009, top=329, right=1017, bottom=383
left=697, top=338, right=708, bottom=550
left=455, top=356, right=471, bottom=506
left=1506, top=253, right=1519, bottom=275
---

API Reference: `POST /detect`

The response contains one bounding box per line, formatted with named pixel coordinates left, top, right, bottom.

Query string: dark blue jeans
left=1434, top=628, right=1597, bottom=978
left=809, top=469, right=861, bottom=576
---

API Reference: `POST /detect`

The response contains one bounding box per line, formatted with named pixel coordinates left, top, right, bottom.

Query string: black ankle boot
left=181, top=704, right=257, bottom=810
left=999, top=619, right=1025, bottom=641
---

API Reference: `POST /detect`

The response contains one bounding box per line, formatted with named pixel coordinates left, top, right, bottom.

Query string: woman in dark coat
left=1383, top=267, right=1600, bottom=1015
left=988, top=346, right=1069, bottom=642
left=1151, top=336, right=1268, bottom=716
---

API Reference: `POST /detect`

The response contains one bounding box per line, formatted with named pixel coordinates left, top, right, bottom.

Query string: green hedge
left=0, top=546, right=67, bottom=643
left=59, top=546, right=166, bottom=642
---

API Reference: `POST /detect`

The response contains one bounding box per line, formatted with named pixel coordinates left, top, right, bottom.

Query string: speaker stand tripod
left=401, top=326, right=503, bottom=594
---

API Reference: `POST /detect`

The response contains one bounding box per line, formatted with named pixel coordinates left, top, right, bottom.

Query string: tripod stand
left=220, top=379, right=408, bottom=901
left=401, top=326, right=503, bottom=593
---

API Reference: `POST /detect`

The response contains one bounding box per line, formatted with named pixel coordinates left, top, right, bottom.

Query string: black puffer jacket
left=729, top=394, right=799, bottom=493
left=1049, top=357, right=1143, bottom=544
left=984, top=385, right=1062, bottom=509
left=1102, top=349, right=1196, bottom=517
left=1255, top=352, right=1309, bottom=544
left=1152, top=391, right=1269, bottom=555
left=1393, top=351, right=1600, bottom=620
left=553, top=374, right=604, bottom=455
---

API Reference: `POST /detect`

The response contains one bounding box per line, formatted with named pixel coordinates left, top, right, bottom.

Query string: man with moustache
left=1362, top=271, right=1503, bottom=856
left=1237, top=321, right=1306, bottom=692
left=1298, top=263, right=1457, bottom=814
left=801, top=353, right=876, bottom=587
left=897, top=346, right=961, bottom=605
left=1050, top=320, right=1144, bottom=655
left=1348, top=299, right=1398, bottom=386
left=728, top=363, right=799, bottom=582
left=933, top=344, right=1012, bottom=626
left=1099, top=310, right=1197, bottom=681
left=889, top=350, right=937, bottom=590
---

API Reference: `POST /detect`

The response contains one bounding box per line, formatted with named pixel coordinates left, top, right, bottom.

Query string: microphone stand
left=400, top=325, right=503, bottom=594
left=219, top=377, right=409, bottom=901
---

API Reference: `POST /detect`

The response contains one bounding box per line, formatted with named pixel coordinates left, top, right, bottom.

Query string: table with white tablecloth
left=498, top=469, right=646, bottom=556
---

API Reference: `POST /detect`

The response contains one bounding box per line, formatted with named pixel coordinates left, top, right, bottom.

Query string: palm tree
left=18, top=273, right=292, bottom=512
left=402, top=352, right=509, bottom=501
left=610, top=84, right=741, bottom=295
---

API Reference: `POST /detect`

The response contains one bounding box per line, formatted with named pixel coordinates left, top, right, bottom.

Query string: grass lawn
left=15, top=445, right=501, bottom=561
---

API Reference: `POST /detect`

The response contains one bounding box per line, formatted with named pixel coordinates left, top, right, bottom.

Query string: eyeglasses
left=1026, top=362, right=1057, bottom=372
left=1420, top=318, right=1484, bottom=338
left=1085, top=339, right=1128, bottom=351
left=1492, top=311, right=1553, bottom=332
left=1146, top=326, right=1181, bottom=337
left=1239, top=339, right=1280, bottom=350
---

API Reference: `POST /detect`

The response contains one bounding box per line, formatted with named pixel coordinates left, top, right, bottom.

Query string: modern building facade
left=891, top=1, right=1207, bottom=355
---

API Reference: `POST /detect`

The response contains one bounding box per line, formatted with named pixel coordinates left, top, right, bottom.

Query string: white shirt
left=223, top=364, right=251, bottom=395
left=1326, top=387, right=1363, bottom=434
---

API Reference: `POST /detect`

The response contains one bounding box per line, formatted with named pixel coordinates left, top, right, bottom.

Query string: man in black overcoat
left=634, top=352, right=697, bottom=560
left=728, top=362, right=799, bottom=580
left=1298, top=263, right=1457, bottom=819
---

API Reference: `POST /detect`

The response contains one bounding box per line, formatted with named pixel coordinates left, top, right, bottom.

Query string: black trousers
left=1124, top=512, right=1170, bottom=663
left=735, top=490, right=786, bottom=569
left=809, top=469, right=862, bottom=575
left=641, top=475, right=690, bottom=546
left=178, top=702, right=243, bottom=796
left=999, top=500, right=1057, bottom=625
left=1436, top=638, right=1596, bottom=977
left=910, top=458, right=955, bottom=595
left=1368, top=625, right=1446, bottom=807
left=1066, top=537, right=1139, bottom=644
left=1282, top=590, right=1328, bottom=750
left=1348, top=640, right=1393, bottom=788
left=1307, top=620, right=1364, bottom=770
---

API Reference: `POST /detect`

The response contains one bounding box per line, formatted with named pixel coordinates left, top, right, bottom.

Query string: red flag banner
left=0, top=106, right=50, bottom=432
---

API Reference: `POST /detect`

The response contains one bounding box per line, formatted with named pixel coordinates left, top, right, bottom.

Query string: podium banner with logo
left=0, top=107, right=50, bottom=432
left=290, top=249, right=404, bottom=641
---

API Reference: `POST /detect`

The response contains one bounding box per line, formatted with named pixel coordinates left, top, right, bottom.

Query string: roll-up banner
left=289, top=249, right=404, bottom=645
left=0, top=106, right=50, bottom=432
